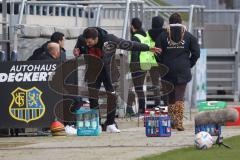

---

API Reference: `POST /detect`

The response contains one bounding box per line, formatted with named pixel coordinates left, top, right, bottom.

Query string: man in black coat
left=28, top=32, right=66, bottom=61
left=155, top=13, right=200, bottom=131
left=74, top=27, right=161, bottom=133
left=28, top=32, right=83, bottom=125
left=28, top=42, right=61, bottom=60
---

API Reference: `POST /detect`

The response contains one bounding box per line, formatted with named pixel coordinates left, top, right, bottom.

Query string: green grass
left=137, top=135, right=240, bottom=160
left=153, top=0, right=189, bottom=22
left=153, top=0, right=169, bottom=6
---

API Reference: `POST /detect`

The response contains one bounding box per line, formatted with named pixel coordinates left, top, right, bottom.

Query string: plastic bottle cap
left=150, top=111, right=155, bottom=116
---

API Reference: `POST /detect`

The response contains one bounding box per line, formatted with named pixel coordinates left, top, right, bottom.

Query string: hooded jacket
left=148, top=16, right=165, bottom=42
left=147, top=16, right=165, bottom=63
left=155, top=27, right=200, bottom=84
left=75, top=27, right=150, bottom=83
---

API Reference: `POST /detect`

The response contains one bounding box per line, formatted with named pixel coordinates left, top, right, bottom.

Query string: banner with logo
left=0, top=60, right=63, bottom=128
left=196, top=49, right=207, bottom=103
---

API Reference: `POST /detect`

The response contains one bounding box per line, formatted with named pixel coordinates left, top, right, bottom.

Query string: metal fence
left=1, top=0, right=240, bottom=118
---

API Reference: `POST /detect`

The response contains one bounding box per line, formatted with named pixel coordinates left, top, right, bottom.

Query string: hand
left=73, top=48, right=81, bottom=57
left=150, top=47, right=162, bottom=54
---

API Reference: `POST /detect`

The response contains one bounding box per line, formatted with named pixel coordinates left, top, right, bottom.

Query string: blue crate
left=195, top=124, right=221, bottom=136
left=145, top=115, right=171, bottom=137
left=76, top=108, right=100, bottom=136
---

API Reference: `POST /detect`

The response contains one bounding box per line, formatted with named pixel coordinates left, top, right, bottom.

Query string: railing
left=0, top=1, right=144, bottom=20
left=13, top=1, right=144, bottom=34
left=1, top=0, right=9, bottom=53
left=235, top=15, right=240, bottom=102
left=3, top=1, right=240, bottom=114
left=143, top=5, right=205, bottom=31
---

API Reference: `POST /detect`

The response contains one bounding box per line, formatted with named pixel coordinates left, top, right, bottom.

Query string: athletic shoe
left=106, top=124, right=120, bottom=133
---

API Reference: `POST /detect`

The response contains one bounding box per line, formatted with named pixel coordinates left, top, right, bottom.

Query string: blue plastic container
left=145, top=115, right=171, bottom=137
left=195, top=124, right=221, bottom=136
left=76, top=108, right=100, bottom=136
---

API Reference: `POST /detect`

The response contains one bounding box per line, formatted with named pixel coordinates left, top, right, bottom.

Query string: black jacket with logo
left=75, top=27, right=150, bottom=83
left=155, top=30, right=200, bottom=85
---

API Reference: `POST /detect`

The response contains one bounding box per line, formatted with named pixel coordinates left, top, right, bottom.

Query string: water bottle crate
left=144, top=107, right=168, bottom=127
left=195, top=124, right=221, bottom=136
left=76, top=108, right=100, bottom=136
left=145, top=115, right=171, bottom=137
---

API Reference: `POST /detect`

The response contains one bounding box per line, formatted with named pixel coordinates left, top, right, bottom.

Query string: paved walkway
left=0, top=119, right=240, bottom=160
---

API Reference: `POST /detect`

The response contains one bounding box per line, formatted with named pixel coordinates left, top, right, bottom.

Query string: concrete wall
left=13, top=14, right=125, bottom=60
left=26, top=15, right=88, bottom=27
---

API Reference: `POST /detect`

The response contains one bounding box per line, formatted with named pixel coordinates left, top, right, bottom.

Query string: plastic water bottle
left=77, top=114, right=84, bottom=128
left=150, top=111, right=155, bottom=134
left=85, top=114, right=90, bottom=128
left=91, top=114, right=97, bottom=128
left=155, top=108, right=161, bottom=134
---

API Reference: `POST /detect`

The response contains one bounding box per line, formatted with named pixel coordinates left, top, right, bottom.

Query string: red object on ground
left=50, top=120, right=65, bottom=132
left=226, top=107, right=240, bottom=126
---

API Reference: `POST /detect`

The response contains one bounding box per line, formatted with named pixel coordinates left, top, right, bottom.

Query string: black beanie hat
left=152, top=16, right=164, bottom=29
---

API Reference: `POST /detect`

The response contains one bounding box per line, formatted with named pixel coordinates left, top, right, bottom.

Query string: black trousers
left=87, top=68, right=117, bottom=125
left=64, top=68, right=83, bottom=109
left=168, top=84, right=187, bottom=105
left=131, top=66, right=161, bottom=113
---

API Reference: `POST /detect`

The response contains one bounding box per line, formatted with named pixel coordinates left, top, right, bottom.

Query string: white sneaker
left=99, top=125, right=102, bottom=134
left=106, top=124, right=120, bottom=133
left=65, top=125, right=77, bottom=135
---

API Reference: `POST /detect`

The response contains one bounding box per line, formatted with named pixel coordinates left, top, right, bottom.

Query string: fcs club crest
left=9, top=87, right=45, bottom=123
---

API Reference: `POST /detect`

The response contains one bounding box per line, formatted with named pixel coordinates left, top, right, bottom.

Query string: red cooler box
left=226, top=107, right=240, bottom=126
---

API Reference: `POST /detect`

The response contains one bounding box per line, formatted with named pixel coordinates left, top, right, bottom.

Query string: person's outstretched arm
left=106, top=34, right=161, bottom=53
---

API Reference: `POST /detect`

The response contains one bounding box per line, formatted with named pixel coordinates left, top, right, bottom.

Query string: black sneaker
left=126, top=106, right=136, bottom=116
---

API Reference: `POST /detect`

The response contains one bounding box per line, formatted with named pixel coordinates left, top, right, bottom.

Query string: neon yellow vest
left=146, top=31, right=155, bottom=49
left=134, top=33, right=158, bottom=71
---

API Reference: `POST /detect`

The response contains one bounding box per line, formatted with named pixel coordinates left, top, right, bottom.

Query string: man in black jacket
left=155, top=13, right=200, bottom=131
left=28, top=42, right=61, bottom=60
left=28, top=32, right=83, bottom=125
left=74, top=27, right=161, bottom=133
left=28, top=32, right=66, bottom=61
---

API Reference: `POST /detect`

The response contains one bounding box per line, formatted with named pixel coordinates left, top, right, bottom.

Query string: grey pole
left=118, top=0, right=131, bottom=118
left=95, top=5, right=102, bottom=27
left=2, top=0, right=8, bottom=53
left=9, top=1, right=15, bottom=52
left=122, top=0, right=130, bottom=39
left=19, top=0, right=27, bottom=25
left=234, top=15, right=240, bottom=103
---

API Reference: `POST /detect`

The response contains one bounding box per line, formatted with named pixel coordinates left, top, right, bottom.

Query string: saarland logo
left=9, top=87, right=45, bottom=123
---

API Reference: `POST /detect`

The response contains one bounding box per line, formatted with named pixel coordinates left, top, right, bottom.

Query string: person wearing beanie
left=129, top=17, right=161, bottom=115
left=155, top=13, right=200, bottom=131
left=145, top=16, right=167, bottom=108
left=148, top=16, right=165, bottom=42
